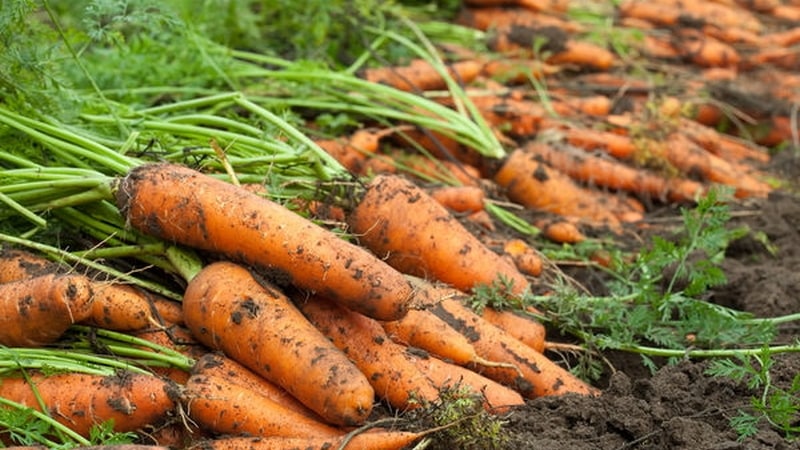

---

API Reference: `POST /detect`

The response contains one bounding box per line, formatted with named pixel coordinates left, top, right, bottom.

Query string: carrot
left=454, top=93, right=547, bottom=137
left=742, top=46, right=800, bottom=71
left=361, top=149, right=482, bottom=187
left=679, top=118, right=771, bottom=164
left=183, top=373, right=343, bottom=438
left=0, top=248, right=56, bottom=282
left=537, top=219, right=586, bottom=244
left=347, top=174, right=530, bottom=295
left=493, top=149, right=640, bottom=228
left=456, top=6, right=584, bottom=33
left=188, top=430, right=425, bottom=450
left=770, top=4, right=800, bottom=21
left=763, top=27, right=800, bottom=47
left=676, top=29, right=741, bottom=68
left=463, top=0, right=568, bottom=12
left=481, top=58, right=560, bottom=84
left=182, top=261, right=375, bottom=426
left=390, top=127, right=488, bottom=172
left=479, top=306, right=546, bottom=353
left=501, top=238, right=543, bottom=277
left=0, top=272, right=94, bottom=347
left=428, top=185, right=486, bottom=214
left=431, top=296, right=598, bottom=398
left=561, top=126, right=638, bottom=159
left=191, top=352, right=321, bottom=420
left=546, top=40, right=616, bottom=71
left=361, top=59, right=483, bottom=92
left=413, top=353, right=525, bottom=414
left=550, top=95, right=613, bottom=117
left=116, top=162, right=415, bottom=321
left=523, top=141, right=706, bottom=203
left=297, top=294, right=441, bottom=411
left=0, top=371, right=178, bottom=437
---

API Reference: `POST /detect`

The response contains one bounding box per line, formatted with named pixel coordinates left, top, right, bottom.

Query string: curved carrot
left=191, top=430, right=426, bottom=450
left=183, top=261, right=374, bottom=426
left=297, top=295, right=441, bottom=411
left=116, top=162, right=414, bottom=321
left=0, top=372, right=178, bottom=437
left=347, top=174, right=530, bottom=295
left=183, top=373, right=343, bottom=438
left=0, top=272, right=94, bottom=347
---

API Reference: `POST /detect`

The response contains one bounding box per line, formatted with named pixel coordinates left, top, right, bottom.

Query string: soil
left=501, top=152, right=800, bottom=449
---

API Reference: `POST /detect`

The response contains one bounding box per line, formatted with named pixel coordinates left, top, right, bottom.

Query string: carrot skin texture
left=116, top=163, right=414, bottom=321
left=190, top=431, right=425, bottom=450
left=480, top=306, right=546, bottom=354
left=0, top=372, right=177, bottom=437
left=0, top=249, right=56, bottom=282
left=347, top=174, right=530, bottom=295
left=183, top=374, right=343, bottom=439
left=182, top=261, right=374, bottom=426
left=297, top=295, right=442, bottom=411
left=0, top=273, right=94, bottom=347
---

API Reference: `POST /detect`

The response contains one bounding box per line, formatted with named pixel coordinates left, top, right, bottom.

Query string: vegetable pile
left=1, top=0, right=799, bottom=448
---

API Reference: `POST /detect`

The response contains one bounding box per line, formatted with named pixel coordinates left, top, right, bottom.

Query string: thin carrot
left=550, top=95, right=613, bottom=117
left=182, top=261, right=375, bottom=426
left=479, top=306, right=546, bottom=354
left=456, top=6, right=584, bottom=33
left=561, top=126, right=638, bottom=159
left=347, top=174, right=530, bottom=295
left=428, top=185, right=486, bottom=213
left=191, top=352, right=321, bottom=420
left=297, top=294, right=441, bottom=411
left=481, top=58, right=560, bottom=85
left=116, top=162, right=415, bottom=321
left=0, top=272, right=94, bottom=347
left=360, top=59, right=483, bottom=92
left=0, top=372, right=178, bottom=437
left=413, top=353, right=525, bottom=414
left=188, top=430, right=426, bottom=450
left=501, top=239, right=543, bottom=277
left=183, top=373, right=343, bottom=438
left=431, top=296, right=598, bottom=398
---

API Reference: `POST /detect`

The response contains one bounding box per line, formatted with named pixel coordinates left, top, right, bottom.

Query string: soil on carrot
left=501, top=155, right=800, bottom=450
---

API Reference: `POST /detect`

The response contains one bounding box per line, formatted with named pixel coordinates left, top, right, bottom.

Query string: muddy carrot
left=501, top=239, right=543, bottom=277
left=463, top=0, right=568, bottom=13
left=0, top=372, right=178, bottom=437
left=347, top=174, right=530, bottom=295
left=297, top=294, right=441, bottom=410
left=189, top=430, right=426, bottom=450
left=116, top=162, right=415, bottom=321
left=0, top=248, right=56, bottom=282
left=183, top=373, right=343, bottom=438
left=479, top=306, right=546, bottom=354
left=561, top=127, right=638, bottom=159
left=431, top=297, right=598, bottom=398
left=361, top=59, right=483, bottom=92
left=0, top=272, right=94, bottom=347
left=183, top=261, right=375, bottom=426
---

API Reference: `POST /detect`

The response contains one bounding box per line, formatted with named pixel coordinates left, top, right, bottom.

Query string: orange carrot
left=493, top=149, right=642, bottom=227
left=116, top=162, right=415, bottom=321
left=562, top=127, right=638, bottom=159
left=676, top=29, right=741, bottom=68
left=0, top=272, right=94, bottom=347
left=550, top=95, right=613, bottom=117
left=189, top=431, right=426, bottom=450
left=0, top=372, right=178, bottom=437
left=456, top=6, right=584, bottom=33
left=0, top=248, right=55, bottom=282
left=523, top=141, right=706, bottom=203
left=297, top=295, right=441, bottom=411
left=479, top=306, right=546, bottom=354
left=182, top=261, right=375, bottom=426
left=537, top=219, right=586, bottom=244
left=413, top=353, right=525, bottom=413
left=361, top=149, right=483, bottom=187
left=347, top=174, right=530, bottom=295
left=361, top=59, right=483, bottom=92
left=191, top=352, right=321, bottom=420
left=501, top=239, right=543, bottom=277
left=431, top=296, right=598, bottom=398
left=390, top=127, right=487, bottom=172
left=133, top=324, right=203, bottom=384
left=453, top=93, right=547, bottom=137
left=428, top=185, right=486, bottom=213
left=481, top=58, right=561, bottom=84
left=183, top=373, right=343, bottom=438
left=463, top=0, right=567, bottom=12
left=546, top=40, right=616, bottom=71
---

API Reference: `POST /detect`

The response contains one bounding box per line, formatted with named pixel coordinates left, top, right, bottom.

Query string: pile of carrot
left=1, top=0, right=795, bottom=448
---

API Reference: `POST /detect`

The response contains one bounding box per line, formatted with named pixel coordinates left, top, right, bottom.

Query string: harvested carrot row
left=191, top=352, right=321, bottom=420
left=0, top=372, right=178, bottom=437
left=347, top=174, right=530, bottom=295
left=190, top=430, right=426, bottom=450
left=297, top=294, right=441, bottom=411
left=361, top=59, right=483, bottom=92
left=183, top=373, right=343, bottom=438
left=501, top=238, right=543, bottom=277
left=480, top=306, right=546, bottom=354
left=116, top=162, right=414, bottom=321
left=431, top=296, right=599, bottom=398
left=0, top=272, right=94, bottom=347
left=413, top=352, right=525, bottom=414
left=182, top=261, right=375, bottom=426
left=522, top=141, right=706, bottom=203
left=428, top=185, right=486, bottom=213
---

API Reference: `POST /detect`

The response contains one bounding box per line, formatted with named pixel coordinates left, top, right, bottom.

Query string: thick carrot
left=479, top=306, right=546, bottom=354
left=188, top=430, right=425, bottom=450
left=428, top=185, right=486, bottom=214
left=361, top=59, right=483, bottom=92
left=463, top=0, right=568, bottom=12
left=413, top=353, right=525, bottom=414
left=0, top=248, right=56, bottom=282
left=501, top=239, right=543, bottom=277
left=546, top=40, right=616, bottom=71
left=116, top=162, right=414, bottom=321
left=536, top=219, right=586, bottom=244
left=347, top=174, right=530, bottom=295
left=182, top=261, right=374, bottom=426
left=297, top=295, right=441, bottom=411
left=431, top=297, right=599, bottom=398
left=191, top=352, right=320, bottom=420
left=0, top=272, right=94, bottom=347
left=522, top=141, right=706, bottom=203
left=183, top=373, right=343, bottom=438
left=0, top=372, right=178, bottom=437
